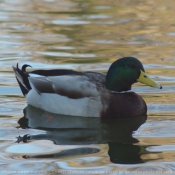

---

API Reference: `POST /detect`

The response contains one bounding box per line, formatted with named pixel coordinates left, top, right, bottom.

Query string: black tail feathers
left=13, top=63, right=32, bottom=96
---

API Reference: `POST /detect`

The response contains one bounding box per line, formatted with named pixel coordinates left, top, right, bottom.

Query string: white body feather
left=26, top=90, right=102, bottom=117
left=26, top=74, right=103, bottom=117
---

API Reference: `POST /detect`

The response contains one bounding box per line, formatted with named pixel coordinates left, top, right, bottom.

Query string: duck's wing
left=13, top=63, right=106, bottom=99
left=13, top=64, right=85, bottom=95
left=29, top=74, right=104, bottom=99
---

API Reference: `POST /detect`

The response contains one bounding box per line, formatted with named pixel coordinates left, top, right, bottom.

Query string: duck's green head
left=106, top=57, right=162, bottom=92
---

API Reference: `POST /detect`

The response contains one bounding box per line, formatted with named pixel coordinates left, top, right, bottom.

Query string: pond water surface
left=1, top=0, right=175, bottom=174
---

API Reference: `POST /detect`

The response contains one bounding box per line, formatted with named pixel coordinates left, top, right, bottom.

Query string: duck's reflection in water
left=17, top=105, right=150, bottom=164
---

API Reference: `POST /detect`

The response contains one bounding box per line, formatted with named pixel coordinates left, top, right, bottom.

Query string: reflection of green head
left=106, top=57, right=145, bottom=92
left=108, top=142, right=144, bottom=164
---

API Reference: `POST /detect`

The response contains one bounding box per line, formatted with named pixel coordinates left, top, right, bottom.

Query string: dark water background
left=1, top=0, right=175, bottom=174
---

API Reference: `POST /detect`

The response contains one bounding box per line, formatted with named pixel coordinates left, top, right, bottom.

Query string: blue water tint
left=0, top=87, right=21, bottom=95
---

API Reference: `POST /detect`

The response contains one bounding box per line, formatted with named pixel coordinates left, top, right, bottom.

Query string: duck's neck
left=106, top=71, right=132, bottom=92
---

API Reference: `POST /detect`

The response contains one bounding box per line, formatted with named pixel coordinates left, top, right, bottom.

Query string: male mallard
left=13, top=57, right=162, bottom=118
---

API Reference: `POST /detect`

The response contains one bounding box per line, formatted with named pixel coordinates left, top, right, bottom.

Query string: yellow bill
left=137, top=70, right=162, bottom=89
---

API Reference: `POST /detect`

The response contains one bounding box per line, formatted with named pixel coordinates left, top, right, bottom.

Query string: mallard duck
left=13, top=57, right=162, bottom=118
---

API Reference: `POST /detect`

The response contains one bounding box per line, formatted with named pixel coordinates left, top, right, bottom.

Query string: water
left=1, top=0, right=175, bottom=174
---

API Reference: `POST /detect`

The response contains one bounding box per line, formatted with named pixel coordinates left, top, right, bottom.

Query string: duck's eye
left=126, top=64, right=135, bottom=68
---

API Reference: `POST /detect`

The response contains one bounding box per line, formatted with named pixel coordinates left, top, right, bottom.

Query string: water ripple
left=1, top=0, right=175, bottom=173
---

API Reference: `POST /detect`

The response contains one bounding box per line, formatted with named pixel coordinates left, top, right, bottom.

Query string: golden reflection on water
left=1, top=0, right=175, bottom=174
left=2, top=0, right=175, bottom=65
